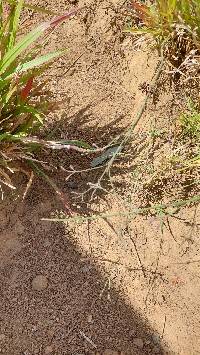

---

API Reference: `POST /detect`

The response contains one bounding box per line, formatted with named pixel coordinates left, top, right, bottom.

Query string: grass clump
left=180, top=102, right=200, bottom=139
left=128, top=0, right=200, bottom=67
left=0, top=1, right=76, bottom=191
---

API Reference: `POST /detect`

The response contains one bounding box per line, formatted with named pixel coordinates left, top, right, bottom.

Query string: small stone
left=133, top=338, right=144, bottom=349
left=44, top=345, right=53, bottom=354
left=130, top=329, right=136, bottom=337
left=81, top=265, right=91, bottom=273
left=32, top=275, right=48, bottom=291
left=152, top=334, right=160, bottom=345
left=87, top=314, right=93, bottom=323
left=103, top=351, right=119, bottom=355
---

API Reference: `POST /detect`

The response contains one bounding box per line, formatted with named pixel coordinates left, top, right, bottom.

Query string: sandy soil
left=0, top=1, right=199, bottom=354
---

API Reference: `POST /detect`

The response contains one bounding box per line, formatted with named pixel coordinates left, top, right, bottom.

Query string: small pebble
left=133, top=337, right=144, bottom=349
left=44, top=345, right=53, bottom=354
left=129, top=329, right=136, bottom=337
left=87, top=314, right=93, bottom=323
left=152, top=334, right=160, bottom=345
left=32, top=275, right=48, bottom=291
left=81, top=265, right=91, bottom=273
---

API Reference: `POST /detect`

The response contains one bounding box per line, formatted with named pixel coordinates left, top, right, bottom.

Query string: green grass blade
left=16, top=49, right=68, bottom=73
left=56, top=139, right=93, bottom=149
left=1, top=82, right=17, bottom=105
left=0, top=22, right=49, bottom=75
left=0, top=9, right=77, bottom=76
left=0, top=2, right=3, bottom=39
left=7, top=0, right=24, bottom=51
left=23, top=3, right=59, bottom=16
left=6, top=0, right=59, bottom=16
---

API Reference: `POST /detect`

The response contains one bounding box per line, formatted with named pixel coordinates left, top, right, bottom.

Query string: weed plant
left=128, top=0, right=200, bottom=66
left=0, top=1, right=76, bottom=190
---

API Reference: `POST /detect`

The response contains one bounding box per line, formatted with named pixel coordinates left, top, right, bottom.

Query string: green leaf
left=15, top=49, right=68, bottom=73
left=23, top=3, right=59, bottom=16
left=0, top=2, right=3, bottom=39
left=16, top=105, right=44, bottom=124
left=6, top=0, right=59, bottom=16
left=91, top=145, right=122, bottom=167
left=7, top=0, right=24, bottom=51
left=0, top=22, right=49, bottom=76
left=0, top=132, right=20, bottom=142
left=1, top=82, right=17, bottom=105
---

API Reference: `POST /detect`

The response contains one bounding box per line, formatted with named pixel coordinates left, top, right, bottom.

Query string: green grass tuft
left=180, top=102, right=200, bottom=139
left=0, top=1, right=77, bottom=191
left=127, top=0, right=200, bottom=66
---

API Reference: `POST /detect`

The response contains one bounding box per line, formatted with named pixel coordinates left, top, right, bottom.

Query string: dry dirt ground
left=0, top=1, right=200, bottom=354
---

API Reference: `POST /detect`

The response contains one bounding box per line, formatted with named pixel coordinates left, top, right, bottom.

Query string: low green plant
left=127, top=0, right=200, bottom=65
left=0, top=1, right=77, bottom=191
left=42, top=194, right=200, bottom=222
left=180, top=101, right=200, bottom=139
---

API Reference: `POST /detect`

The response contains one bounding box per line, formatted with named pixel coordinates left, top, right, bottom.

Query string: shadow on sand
left=0, top=184, right=169, bottom=354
